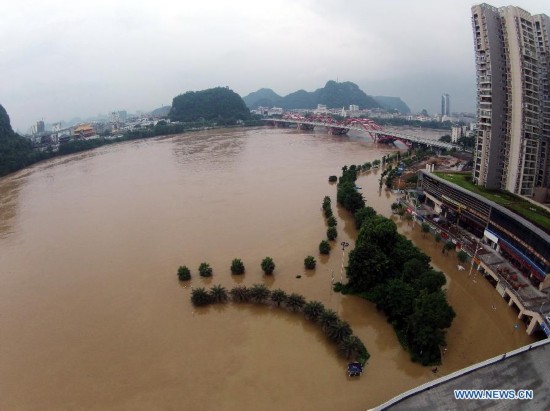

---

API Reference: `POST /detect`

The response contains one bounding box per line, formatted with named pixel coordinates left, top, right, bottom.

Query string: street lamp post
left=340, top=241, right=349, bottom=283
left=469, top=241, right=483, bottom=280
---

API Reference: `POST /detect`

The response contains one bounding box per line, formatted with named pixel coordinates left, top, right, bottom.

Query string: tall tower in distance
left=471, top=4, right=550, bottom=199
left=441, top=93, right=450, bottom=117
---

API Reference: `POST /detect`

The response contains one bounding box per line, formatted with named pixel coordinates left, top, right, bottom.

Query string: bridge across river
left=263, top=117, right=461, bottom=151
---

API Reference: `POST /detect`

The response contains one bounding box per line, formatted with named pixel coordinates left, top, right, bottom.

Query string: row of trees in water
left=189, top=283, right=370, bottom=365
left=177, top=257, right=275, bottom=280
left=334, top=159, right=455, bottom=366
left=177, top=254, right=325, bottom=281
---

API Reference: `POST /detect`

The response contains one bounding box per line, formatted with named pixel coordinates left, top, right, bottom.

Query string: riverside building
left=415, top=169, right=550, bottom=336
left=471, top=4, right=550, bottom=201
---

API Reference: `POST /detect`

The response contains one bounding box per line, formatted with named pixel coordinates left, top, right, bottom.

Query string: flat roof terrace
left=433, top=172, right=550, bottom=235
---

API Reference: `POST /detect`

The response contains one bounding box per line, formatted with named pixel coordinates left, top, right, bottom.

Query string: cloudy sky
left=2, top=0, right=549, bottom=131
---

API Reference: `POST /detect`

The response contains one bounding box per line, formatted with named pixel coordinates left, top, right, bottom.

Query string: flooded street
left=0, top=128, right=536, bottom=410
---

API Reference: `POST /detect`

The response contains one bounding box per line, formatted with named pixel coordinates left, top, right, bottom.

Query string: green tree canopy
left=169, top=87, right=252, bottom=123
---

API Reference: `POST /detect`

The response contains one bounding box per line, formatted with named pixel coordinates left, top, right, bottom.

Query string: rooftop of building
left=377, top=339, right=550, bottom=410
left=432, top=171, right=550, bottom=235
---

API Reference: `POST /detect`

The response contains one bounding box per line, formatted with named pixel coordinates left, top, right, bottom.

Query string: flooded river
left=0, top=128, right=535, bottom=410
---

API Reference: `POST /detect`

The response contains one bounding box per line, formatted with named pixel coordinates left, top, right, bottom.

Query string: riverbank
left=0, top=120, right=265, bottom=178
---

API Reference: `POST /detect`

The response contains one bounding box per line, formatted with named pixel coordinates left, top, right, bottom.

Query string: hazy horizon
left=2, top=0, right=549, bottom=131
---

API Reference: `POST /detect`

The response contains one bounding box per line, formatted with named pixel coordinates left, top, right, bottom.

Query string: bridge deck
left=263, top=118, right=461, bottom=150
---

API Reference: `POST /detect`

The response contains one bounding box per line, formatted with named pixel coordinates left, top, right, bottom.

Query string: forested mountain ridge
left=373, top=96, right=411, bottom=114
left=0, top=104, right=42, bottom=176
left=169, top=87, right=252, bottom=124
left=243, top=81, right=381, bottom=110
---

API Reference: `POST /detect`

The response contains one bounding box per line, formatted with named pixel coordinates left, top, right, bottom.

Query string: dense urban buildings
left=471, top=4, right=550, bottom=201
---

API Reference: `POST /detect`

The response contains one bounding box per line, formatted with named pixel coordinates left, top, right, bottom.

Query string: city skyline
left=2, top=0, right=549, bottom=131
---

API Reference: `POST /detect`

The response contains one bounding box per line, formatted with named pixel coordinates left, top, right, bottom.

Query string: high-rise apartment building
left=441, top=93, right=450, bottom=117
left=471, top=4, right=550, bottom=198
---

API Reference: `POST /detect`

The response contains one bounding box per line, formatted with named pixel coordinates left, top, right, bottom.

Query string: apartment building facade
left=471, top=4, right=550, bottom=199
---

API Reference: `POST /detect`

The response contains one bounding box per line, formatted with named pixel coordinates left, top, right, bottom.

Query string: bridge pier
left=327, top=127, right=349, bottom=135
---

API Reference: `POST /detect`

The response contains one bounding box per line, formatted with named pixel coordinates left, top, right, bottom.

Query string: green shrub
left=177, top=265, right=191, bottom=281
left=328, top=175, right=337, bottom=182
left=319, top=240, right=331, bottom=255
left=198, top=262, right=213, bottom=277
left=230, top=258, right=245, bottom=275
left=327, top=226, right=337, bottom=241
left=327, top=216, right=337, bottom=227
left=261, top=257, right=275, bottom=275
left=304, top=256, right=316, bottom=269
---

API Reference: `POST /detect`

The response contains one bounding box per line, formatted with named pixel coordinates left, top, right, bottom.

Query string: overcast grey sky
left=2, top=0, right=549, bottom=131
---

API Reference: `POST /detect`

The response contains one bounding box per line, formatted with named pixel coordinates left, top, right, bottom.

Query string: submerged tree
left=230, top=286, right=250, bottom=303
left=327, top=226, right=337, bottom=241
left=198, top=262, right=213, bottom=277
left=326, top=319, right=353, bottom=343
left=319, top=240, right=331, bottom=255
left=261, top=257, right=275, bottom=275
left=230, top=258, right=245, bottom=275
left=302, top=300, right=325, bottom=321
left=319, top=309, right=339, bottom=332
left=191, top=287, right=212, bottom=306
left=249, top=284, right=270, bottom=304
left=209, top=284, right=228, bottom=303
left=286, top=293, right=306, bottom=312
left=270, top=289, right=287, bottom=307
left=177, top=265, right=191, bottom=281
left=338, top=335, right=363, bottom=360
left=304, top=256, right=317, bottom=269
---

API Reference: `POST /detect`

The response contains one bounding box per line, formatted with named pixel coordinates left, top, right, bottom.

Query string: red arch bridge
left=263, top=113, right=461, bottom=151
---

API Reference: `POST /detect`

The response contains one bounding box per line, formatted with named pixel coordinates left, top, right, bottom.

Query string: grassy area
left=434, top=172, right=550, bottom=233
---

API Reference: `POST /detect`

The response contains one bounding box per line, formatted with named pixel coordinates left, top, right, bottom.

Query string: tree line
left=0, top=102, right=262, bottom=178
left=189, top=283, right=370, bottom=366
left=334, top=161, right=455, bottom=365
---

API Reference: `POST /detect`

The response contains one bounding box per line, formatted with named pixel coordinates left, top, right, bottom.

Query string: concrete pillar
left=518, top=311, right=525, bottom=320
left=526, top=317, right=539, bottom=335
left=508, top=298, right=515, bottom=307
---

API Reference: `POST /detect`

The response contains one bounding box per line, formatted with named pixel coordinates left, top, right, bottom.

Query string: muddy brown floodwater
left=0, top=128, right=536, bottom=410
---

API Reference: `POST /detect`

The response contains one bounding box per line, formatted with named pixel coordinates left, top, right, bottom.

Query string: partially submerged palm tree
left=249, top=284, right=270, bottom=304
left=327, top=319, right=353, bottom=343
left=229, top=285, right=250, bottom=303
left=319, top=309, right=339, bottom=332
left=191, top=287, right=212, bottom=306
left=209, top=284, right=228, bottom=303
left=285, top=293, right=306, bottom=312
left=338, top=335, right=363, bottom=360
left=270, top=289, right=287, bottom=307
left=302, top=300, right=325, bottom=321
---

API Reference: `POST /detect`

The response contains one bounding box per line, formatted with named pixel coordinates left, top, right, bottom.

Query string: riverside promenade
left=374, top=338, right=550, bottom=410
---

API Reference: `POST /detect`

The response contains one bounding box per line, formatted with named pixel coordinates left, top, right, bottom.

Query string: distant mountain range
left=373, top=96, right=410, bottom=114
left=242, top=81, right=410, bottom=114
